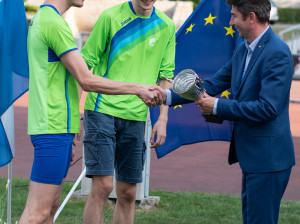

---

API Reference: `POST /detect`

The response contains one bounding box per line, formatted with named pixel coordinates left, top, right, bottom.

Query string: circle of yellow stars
left=176, top=11, right=235, bottom=110
left=185, top=13, right=236, bottom=39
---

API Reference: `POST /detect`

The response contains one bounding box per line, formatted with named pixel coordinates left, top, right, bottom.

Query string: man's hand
left=138, top=85, right=166, bottom=107
left=151, top=85, right=167, bottom=102
left=70, top=133, right=81, bottom=165
left=70, top=149, right=76, bottom=165
left=150, top=119, right=167, bottom=149
left=195, top=92, right=216, bottom=114
left=72, top=133, right=81, bottom=146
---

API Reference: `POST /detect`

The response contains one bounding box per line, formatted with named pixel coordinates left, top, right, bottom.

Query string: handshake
left=138, top=69, right=222, bottom=124
left=137, top=85, right=167, bottom=107
left=138, top=69, right=203, bottom=108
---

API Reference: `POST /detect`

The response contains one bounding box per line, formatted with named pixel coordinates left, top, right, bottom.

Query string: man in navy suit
left=198, top=0, right=295, bottom=223
left=165, top=0, right=295, bottom=223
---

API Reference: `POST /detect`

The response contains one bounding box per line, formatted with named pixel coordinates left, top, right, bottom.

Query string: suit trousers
left=241, top=167, right=292, bottom=224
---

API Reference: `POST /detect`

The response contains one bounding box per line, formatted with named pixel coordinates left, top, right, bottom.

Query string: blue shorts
left=30, top=134, right=75, bottom=185
left=83, top=110, right=146, bottom=183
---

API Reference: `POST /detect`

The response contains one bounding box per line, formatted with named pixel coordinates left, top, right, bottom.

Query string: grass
left=0, top=178, right=300, bottom=223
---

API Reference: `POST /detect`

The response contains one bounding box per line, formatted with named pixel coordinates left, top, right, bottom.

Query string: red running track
left=1, top=81, right=300, bottom=200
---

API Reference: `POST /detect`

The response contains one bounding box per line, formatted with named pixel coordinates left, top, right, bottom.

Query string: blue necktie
left=242, top=49, right=251, bottom=81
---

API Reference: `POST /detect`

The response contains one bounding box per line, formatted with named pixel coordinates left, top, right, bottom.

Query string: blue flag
left=150, top=0, right=240, bottom=158
left=0, top=0, right=29, bottom=167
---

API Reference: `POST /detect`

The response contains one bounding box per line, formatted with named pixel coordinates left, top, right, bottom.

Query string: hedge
left=25, top=4, right=39, bottom=13
left=278, top=8, right=300, bottom=24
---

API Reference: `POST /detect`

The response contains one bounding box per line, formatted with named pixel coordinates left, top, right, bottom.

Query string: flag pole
left=7, top=161, right=12, bottom=224
left=2, top=105, right=15, bottom=224
left=6, top=105, right=14, bottom=224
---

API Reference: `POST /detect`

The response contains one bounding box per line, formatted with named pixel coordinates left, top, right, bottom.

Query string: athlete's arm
left=60, top=50, right=166, bottom=106
left=150, top=79, right=172, bottom=148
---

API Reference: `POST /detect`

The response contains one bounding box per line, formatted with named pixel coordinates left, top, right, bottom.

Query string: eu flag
left=0, top=0, right=29, bottom=167
left=150, top=0, right=240, bottom=158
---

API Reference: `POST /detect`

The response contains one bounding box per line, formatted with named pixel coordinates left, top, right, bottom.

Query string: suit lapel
left=240, top=44, right=264, bottom=85
left=236, top=28, right=272, bottom=97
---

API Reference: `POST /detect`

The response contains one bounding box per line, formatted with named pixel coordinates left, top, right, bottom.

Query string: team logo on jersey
left=121, top=17, right=132, bottom=26
left=149, top=38, right=156, bottom=46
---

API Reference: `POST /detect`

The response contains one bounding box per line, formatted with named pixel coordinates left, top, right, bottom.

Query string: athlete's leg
left=83, top=111, right=116, bottom=224
left=113, top=180, right=136, bottom=224
left=19, top=181, right=63, bottom=224
left=45, top=180, right=65, bottom=224
left=83, top=176, right=113, bottom=224
left=113, top=119, right=146, bottom=224
left=19, top=134, right=74, bottom=224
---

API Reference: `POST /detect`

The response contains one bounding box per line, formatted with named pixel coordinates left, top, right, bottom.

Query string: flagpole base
left=139, top=196, right=160, bottom=210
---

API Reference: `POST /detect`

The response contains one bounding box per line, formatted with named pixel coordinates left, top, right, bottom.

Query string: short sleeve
left=158, top=22, right=176, bottom=79
left=41, top=12, right=77, bottom=58
left=81, top=11, right=110, bottom=69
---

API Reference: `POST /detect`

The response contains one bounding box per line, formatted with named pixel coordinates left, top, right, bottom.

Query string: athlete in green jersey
left=82, top=1, right=175, bottom=121
left=81, top=1, right=175, bottom=223
left=19, top=0, right=165, bottom=223
left=27, top=4, right=80, bottom=135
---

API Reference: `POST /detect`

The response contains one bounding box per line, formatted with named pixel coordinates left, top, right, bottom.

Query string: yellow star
left=224, top=26, right=236, bottom=38
left=221, top=90, right=231, bottom=99
left=185, top=23, right=195, bottom=35
left=204, top=13, right=216, bottom=25
left=174, top=105, right=182, bottom=109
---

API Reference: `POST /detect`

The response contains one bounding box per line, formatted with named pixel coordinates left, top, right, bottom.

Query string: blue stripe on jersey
left=94, top=73, right=108, bottom=111
left=108, top=13, right=163, bottom=67
left=65, top=70, right=71, bottom=133
left=110, top=13, right=157, bottom=54
left=48, top=48, right=77, bottom=62
left=59, top=48, right=78, bottom=58
left=48, top=48, right=60, bottom=62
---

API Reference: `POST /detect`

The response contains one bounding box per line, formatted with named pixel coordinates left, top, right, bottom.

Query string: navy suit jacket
left=170, top=28, right=295, bottom=173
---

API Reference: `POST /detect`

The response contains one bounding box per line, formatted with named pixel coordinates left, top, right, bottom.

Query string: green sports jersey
left=81, top=1, right=175, bottom=121
left=27, top=5, right=80, bottom=135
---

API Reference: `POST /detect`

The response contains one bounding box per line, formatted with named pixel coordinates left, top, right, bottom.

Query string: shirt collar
left=245, top=26, right=269, bottom=53
left=40, top=4, right=60, bottom=15
left=128, top=1, right=155, bottom=17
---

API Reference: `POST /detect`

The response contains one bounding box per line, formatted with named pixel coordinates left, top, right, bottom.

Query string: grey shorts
left=83, top=110, right=146, bottom=183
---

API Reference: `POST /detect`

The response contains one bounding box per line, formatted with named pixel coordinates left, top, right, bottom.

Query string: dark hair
left=226, top=0, right=271, bottom=23
left=293, top=55, right=299, bottom=67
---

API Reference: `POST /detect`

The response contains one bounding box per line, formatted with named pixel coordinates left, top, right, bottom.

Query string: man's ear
left=248, top=12, right=256, bottom=24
